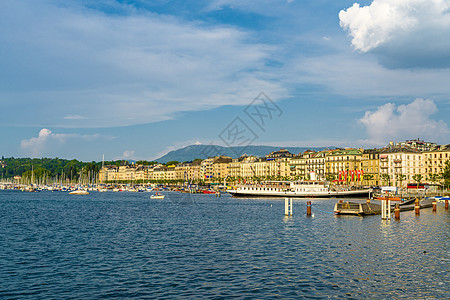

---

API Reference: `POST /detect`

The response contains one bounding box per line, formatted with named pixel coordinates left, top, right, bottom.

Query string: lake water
left=0, top=190, right=448, bottom=299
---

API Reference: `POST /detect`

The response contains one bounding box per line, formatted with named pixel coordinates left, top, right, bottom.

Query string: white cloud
left=0, top=0, right=287, bottom=128
left=123, top=150, right=135, bottom=159
left=20, top=128, right=112, bottom=157
left=339, top=0, right=450, bottom=68
left=359, top=98, right=450, bottom=145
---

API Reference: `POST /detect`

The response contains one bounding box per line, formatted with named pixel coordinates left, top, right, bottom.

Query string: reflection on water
left=0, top=190, right=448, bottom=299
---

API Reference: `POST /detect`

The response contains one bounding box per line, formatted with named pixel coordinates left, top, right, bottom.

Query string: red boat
left=202, top=190, right=216, bottom=194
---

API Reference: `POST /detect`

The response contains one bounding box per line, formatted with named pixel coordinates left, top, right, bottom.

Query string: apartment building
left=361, top=149, right=381, bottom=186
left=379, top=146, right=423, bottom=187
left=325, top=149, right=363, bottom=185
left=423, top=144, right=450, bottom=183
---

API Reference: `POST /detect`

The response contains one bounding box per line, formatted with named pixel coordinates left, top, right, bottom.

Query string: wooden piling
left=432, top=200, right=437, bottom=212
left=445, top=199, right=448, bottom=210
left=394, top=204, right=400, bottom=220
left=415, top=198, right=420, bottom=215
left=306, top=200, right=312, bottom=216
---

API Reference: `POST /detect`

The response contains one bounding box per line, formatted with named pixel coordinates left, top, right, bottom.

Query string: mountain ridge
left=155, top=144, right=332, bottom=163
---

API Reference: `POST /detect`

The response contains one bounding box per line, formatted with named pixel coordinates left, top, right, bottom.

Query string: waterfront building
left=100, top=165, right=119, bottom=182
left=423, top=144, right=450, bottom=184
left=229, top=158, right=243, bottom=180
left=307, top=150, right=328, bottom=180
left=133, top=165, right=147, bottom=182
left=200, top=158, right=215, bottom=181
left=175, top=160, right=202, bottom=184
left=151, top=164, right=176, bottom=182
left=265, top=156, right=290, bottom=179
left=361, top=149, right=381, bottom=186
left=289, top=152, right=307, bottom=179
left=325, top=149, right=363, bottom=185
left=212, top=156, right=232, bottom=180
left=379, top=146, right=423, bottom=187
left=288, top=154, right=303, bottom=178
left=240, top=155, right=259, bottom=181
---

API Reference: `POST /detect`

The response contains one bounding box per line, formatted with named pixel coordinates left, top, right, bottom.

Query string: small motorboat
left=150, top=192, right=165, bottom=199
left=434, top=196, right=450, bottom=202
left=69, top=190, right=89, bottom=195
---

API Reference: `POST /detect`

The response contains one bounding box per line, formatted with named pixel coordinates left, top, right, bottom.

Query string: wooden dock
left=334, top=198, right=434, bottom=216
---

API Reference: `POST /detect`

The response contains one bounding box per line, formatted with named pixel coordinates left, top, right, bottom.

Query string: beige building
left=361, top=149, right=381, bottom=186
left=175, top=161, right=202, bottom=183
left=380, top=146, right=423, bottom=187
left=229, top=158, right=243, bottom=179
left=212, top=156, right=232, bottom=179
left=325, top=149, right=363, bottom=185
left=423, top=144, right=450, bottom=184
left=200, top=158, right=215, bottom=181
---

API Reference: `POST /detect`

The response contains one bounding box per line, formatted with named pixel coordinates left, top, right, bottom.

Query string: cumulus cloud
left=20, top=128, right=111, bottom=157
left=123, top=150, right=135, bottom=159
left=359, top=98, right=450, bottom=145
left=0, top=0, right=287, bottom=128
left=339, top=0, right=450, bottom=68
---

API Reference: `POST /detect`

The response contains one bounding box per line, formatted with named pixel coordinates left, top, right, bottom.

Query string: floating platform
left=334, top=198, right=434, bottom=216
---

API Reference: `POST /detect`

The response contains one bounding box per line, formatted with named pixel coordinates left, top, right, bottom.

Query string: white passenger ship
left=228, top=181, right=371, bottom=198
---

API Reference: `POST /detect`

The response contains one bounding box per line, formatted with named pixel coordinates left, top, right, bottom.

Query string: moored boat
left=69, top=190, right=89, bottom=195
left=150, top=192, right=165, bottom=199
left=228, top=181, right=371, bottom=198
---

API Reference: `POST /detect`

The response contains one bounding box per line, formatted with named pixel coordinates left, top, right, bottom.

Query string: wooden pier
left=334, top=197, right=435, bottom=216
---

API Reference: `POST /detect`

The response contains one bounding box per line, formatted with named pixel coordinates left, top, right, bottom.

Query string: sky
left=1, top=0, right=450, bottom=162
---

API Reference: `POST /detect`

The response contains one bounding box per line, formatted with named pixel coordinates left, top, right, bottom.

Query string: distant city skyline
left=1, top=0, right=449, bottom=162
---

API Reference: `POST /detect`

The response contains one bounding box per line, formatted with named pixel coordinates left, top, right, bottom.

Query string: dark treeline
left=0, top=157, right=155, bottom=180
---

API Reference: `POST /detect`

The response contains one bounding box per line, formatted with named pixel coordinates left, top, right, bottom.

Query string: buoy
left=306, top=201, right=312, bottom=216
left=394, top=204, right=400, bottom=220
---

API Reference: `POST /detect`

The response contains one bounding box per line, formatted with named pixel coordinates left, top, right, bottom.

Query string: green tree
left=428, top=173, right=441, bottom=185
left=381, top=173, right=391, bottom=186
left=442, top=160, right=450, bottom=189
left=326, top=174, right=336, bottom=182
left=396, top=174, right=406, bottom=187
left=412, top=174, right=423, bottom=189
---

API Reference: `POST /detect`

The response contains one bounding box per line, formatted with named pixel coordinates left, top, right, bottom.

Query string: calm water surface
left=0, top=190, right=448, bottom=299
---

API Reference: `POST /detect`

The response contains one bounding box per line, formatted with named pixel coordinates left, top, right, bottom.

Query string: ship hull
left=228, top=189, right=371, bottom=198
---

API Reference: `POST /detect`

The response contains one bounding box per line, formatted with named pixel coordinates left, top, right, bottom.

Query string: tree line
left=0, top=157, right=157, bottom=182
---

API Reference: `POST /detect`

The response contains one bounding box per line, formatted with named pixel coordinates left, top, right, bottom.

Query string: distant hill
left=155, top=145, right=331, bottom=163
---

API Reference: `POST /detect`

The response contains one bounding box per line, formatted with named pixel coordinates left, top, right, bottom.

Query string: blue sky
left=1, top=0, right=449, bottom=162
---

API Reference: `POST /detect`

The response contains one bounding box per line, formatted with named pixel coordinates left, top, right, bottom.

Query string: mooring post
left=387, top=199, right=391, bottom=219
left=415, top=198, right=420, bottom=215
left=394, top=204, right=400, bottom=220
left=445, top=199, right=448, bottom=210
left=306, top=200, right=311, bottom=216
left=285, top=198, right=293, bottom=216
left=381, top=199, right=386, bottom=220
left=432, top=200, right=437, bottom=212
